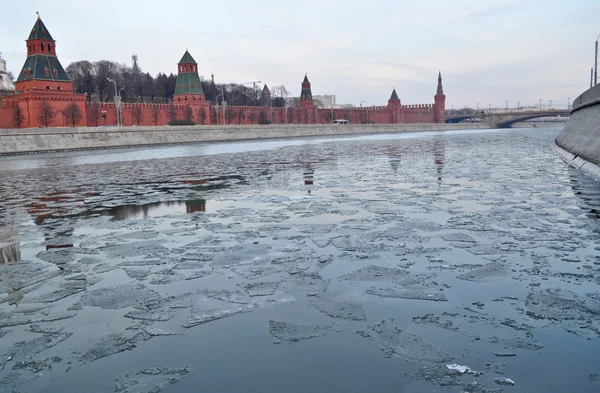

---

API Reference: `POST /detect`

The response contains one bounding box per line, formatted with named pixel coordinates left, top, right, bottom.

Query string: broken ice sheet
left=309, top=292, right=367, bottom=321
left=114, top=366, right=191, bottom=393
left=357, top=320, right=453, bottom=362
left=269, top=321, right=334, bottom=343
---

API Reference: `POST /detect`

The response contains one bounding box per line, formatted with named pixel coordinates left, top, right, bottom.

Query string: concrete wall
left=0, top=123, right=490, bottom=155
left=555, top=84, right=600, bottom=166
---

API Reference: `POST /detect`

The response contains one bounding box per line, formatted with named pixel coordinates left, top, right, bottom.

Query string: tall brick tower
left=1, top=14, right=86, bottom=128
left=434, top=71, right=446, bottom=123
left=173, top=50, right=205, bottom=103
left=261, top=84, right=270, bottom=106
left=388, top=88, right=401, bottom=124
left=16, top=14, right=73, bottom=92
left=299, top=74, right=314, bottom=107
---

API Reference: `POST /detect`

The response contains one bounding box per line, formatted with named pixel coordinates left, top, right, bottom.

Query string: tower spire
left=437, top=71, right=443, bottom=94
left=299, top=74, right=313, bottom=106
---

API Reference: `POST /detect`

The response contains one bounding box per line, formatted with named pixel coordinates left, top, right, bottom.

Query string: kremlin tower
left=434, top=71, right=446, bottom=123
left=299, top=74, right=314, bottom=107
left=1, top=14, right=86, bottom=128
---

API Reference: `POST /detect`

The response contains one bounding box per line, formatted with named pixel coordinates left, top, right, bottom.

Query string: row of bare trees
left=12, top=101, right=84, bottom=128
left=65, top=56, right=293, bottom=108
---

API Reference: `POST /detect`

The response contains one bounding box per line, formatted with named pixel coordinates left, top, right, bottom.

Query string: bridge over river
left=445, top=109, right=570, bottom=128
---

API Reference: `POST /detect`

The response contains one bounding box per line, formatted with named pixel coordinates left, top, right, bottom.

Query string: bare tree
left=271, top=85, right=289, bottom=107
left=151, top=105, right=161, bottom=125
left=237, top=108, right=245, bottom=124
left=225, top=106, right=235, bottom=124
left=197, top=106, right=207, bottom=125
left=131, top=105, right=143, bottom=125
left=167, top=104, right=178, bottom=123
left=12, top=105, right=25, bottom=128
left=184, top=106, right=194, bottom=123
left=37, top=101, right=54, bottom=127
left=248, top=110, right=257, bottom=124
left=258, top=110, right=269, bottom=125
left=324, top=109, right=333, bottom=124
left=90, top=102, right=101, bottom=126
left=64, top=102, right=83, bottom=127
left=95, top=60, right=118, bottom=102
left=66, top=61, right=96, bottom=100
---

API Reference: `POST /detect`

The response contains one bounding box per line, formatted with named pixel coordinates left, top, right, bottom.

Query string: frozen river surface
left=0, top=127, right=599, bottom=393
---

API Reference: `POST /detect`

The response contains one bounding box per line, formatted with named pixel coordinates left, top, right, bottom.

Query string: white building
left=0, top=53, right=15, bottom=91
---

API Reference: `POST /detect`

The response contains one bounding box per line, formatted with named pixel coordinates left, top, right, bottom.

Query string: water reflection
left=569, top=169, right=600, bottom=218
left=100, top=200, right=208, bottom=220
left=0, top=228, right=20, bottom=264
left=303, top=165, right=314, bottom=195
left=434, top=138, right=445, bottom=186
left=384, top=137, right=445, bottom=186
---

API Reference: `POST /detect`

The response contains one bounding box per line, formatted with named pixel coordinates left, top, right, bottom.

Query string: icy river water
left=0, top=127, right=599, bottom=393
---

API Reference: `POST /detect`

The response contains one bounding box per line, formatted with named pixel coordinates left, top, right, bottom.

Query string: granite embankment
left=555, top=83, right=600, bottom=176
left=0, top=123, right=489, bottom=155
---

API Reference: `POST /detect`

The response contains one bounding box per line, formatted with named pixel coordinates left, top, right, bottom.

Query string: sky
left=1, top=0, right=599, bottom=109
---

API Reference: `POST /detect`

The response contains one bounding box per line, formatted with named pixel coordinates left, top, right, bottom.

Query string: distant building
left=0, top=53, right=15, bottom=91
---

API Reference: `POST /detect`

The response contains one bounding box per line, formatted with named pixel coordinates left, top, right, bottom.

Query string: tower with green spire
left=173, top=50, right=205, bottom=102
left=16, top=13, right=73, bottom=92
left=299, top=74, right=314, bottom=107
left=388, top=88, right=401, bottom=124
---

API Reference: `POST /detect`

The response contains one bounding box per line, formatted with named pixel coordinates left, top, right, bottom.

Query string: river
left=0, top=126, right=599, bottom=393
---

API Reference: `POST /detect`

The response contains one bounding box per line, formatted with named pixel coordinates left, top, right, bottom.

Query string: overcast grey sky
left=1, top=0, right=598, bottom=108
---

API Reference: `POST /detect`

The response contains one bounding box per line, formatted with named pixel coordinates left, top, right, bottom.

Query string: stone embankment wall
left=555, top=84, right=600, bottom=175
left=0, top=123, right=489, bottom=155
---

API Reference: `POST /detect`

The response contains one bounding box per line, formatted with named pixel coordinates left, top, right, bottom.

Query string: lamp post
left=107, top=78, right=121, bottom=127
left=330, top=104, right=333, bottom=124
left=270, top=95, right=273, bottom=124
left=595, top=34, right=599, bottom=86
left=360, top=101, right=369, bottom=124
left=539, top=99, right=542, bottom=110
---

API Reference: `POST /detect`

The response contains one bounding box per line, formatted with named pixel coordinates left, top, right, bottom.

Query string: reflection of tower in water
left=26, top=190, right=83, bottom=252
left=186, top=199, right=207, bottom=213
left=0, top=228, right=20, bottom=264
left=433, top=138, right=445, bottom=187
left=385, top=138, right=445, bottom=185
left=303, top=165, right=314, bottom=195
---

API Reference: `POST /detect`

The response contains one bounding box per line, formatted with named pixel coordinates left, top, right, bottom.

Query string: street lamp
left=107, top=78, right=121, bottom=127
left=360, top=101, right=369, bottom=124
left=539, top=99, right=542, bottom=110
left=595, top=34, right=599, bottom=86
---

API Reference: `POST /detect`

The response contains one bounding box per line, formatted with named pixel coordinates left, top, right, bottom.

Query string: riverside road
left=0, top=126, right=599, bottom=393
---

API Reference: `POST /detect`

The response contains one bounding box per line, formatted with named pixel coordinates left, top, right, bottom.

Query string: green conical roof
left=178, top=50, right=197, bottom=64
left=28, top=16, right=54, bottom=41
left=389, top=88, right=399, bottom=100
left=303, top=74, right=309, bottom=83
left=174, top=73, right=204, bottom=96
left=16, top=55, right=70, bottom=83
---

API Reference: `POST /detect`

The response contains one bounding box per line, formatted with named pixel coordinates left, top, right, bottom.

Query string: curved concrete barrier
left=555, top=84, right=600, bottom=171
